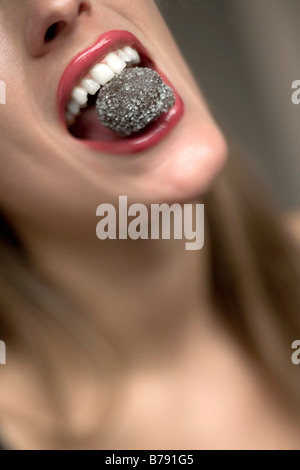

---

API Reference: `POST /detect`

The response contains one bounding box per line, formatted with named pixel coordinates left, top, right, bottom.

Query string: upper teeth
left=65, top=46, right=141, bottom=126
left=90, top=63, right=115, bottom=86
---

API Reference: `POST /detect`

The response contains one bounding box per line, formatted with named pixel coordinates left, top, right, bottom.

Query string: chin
left=127, top=112, right=228, bottom=205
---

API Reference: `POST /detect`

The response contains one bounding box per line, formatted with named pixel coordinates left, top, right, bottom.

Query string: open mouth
left=57, top=31, right=184, bottom=155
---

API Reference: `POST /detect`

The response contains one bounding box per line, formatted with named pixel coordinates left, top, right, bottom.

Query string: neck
left=21, top=228, right=212, bottom=368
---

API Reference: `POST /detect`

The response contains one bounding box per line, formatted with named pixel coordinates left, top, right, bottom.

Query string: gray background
left=156, top=0, right=300, bottom=208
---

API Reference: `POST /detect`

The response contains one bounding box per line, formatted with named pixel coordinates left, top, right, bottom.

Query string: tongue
left=70, top=107, right=122, bottom=142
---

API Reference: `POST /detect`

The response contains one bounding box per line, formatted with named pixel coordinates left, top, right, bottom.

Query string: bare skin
left=0, top=0, right=299, bottom=450
left=0, top=316, right=300, bottom=450
left=288, top=213, right=300, bottom=243
left=0, top=235, right=299, bottom=450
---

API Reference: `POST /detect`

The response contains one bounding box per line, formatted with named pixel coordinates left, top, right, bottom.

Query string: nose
left=26, top=0, right=91, bottom=57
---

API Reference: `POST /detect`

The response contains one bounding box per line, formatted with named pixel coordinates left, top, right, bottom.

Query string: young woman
left=0, top=0, right=299, bottom=450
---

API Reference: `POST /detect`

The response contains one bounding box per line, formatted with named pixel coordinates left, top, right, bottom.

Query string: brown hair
left=206, top=143, right=300, bottom=407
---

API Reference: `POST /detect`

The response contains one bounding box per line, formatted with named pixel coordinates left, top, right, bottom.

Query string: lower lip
left=73, top=71, right=184, bottom=155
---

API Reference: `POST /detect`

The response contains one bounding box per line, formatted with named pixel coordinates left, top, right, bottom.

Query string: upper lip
left=57, top=30, right=150, bottom=125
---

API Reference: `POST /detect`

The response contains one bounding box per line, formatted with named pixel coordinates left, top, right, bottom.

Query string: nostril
left=43, top=3, right=89, bottom=44
left=44, top=21, right=66, bottom=43
left=78, top=2, right=90, bottom=15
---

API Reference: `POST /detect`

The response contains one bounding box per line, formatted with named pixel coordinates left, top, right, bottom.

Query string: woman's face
left=0, top=0, right=227, bottom=236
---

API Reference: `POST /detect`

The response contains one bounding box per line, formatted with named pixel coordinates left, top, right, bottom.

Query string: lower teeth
left=95, top=68, right=176, bottom=138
